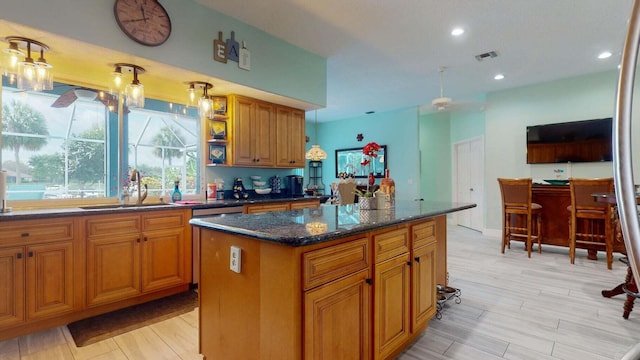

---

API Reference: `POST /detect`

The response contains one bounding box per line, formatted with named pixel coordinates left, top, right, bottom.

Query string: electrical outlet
left=230, top=246, right=241, bottom=273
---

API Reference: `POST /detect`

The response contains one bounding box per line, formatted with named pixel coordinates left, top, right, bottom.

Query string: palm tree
left=2, top=100, right=49, bottom=184
left=151, top=126, right=185, bottom=166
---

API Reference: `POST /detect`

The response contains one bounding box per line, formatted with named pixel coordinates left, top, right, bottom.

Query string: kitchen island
left=190, top=201, right=475, bottom=360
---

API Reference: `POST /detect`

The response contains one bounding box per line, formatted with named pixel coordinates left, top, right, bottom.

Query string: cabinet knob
left=137, top=238, right=141, bottom=243
left=414, top=257, right=421, bottom=263
left=365, top=278, right=372, bottom=285
left=28, top=251, right=34, bottom=258
left=144, top=237, right=148, bottom=242
left=407, top=261, right=412, bottom=266
left=16, top=253, right=23, bottom=259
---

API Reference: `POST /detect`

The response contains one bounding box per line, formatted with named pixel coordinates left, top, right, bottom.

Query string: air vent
left=475, top=51, right=498, bottom=61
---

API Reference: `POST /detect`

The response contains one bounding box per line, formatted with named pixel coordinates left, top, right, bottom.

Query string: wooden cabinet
left=0, top=218, right=78, bottom=329
left=372, top=227, right=411, bottom=360
left=303, top=237, right=371, bottom=359
left=86, top=209, right=189, bottom=306
left=276, top=105, right=306, bottom=168
left=229, top=95, right=276, bottom=167
left=410, top=220, right=437, bottom=332
left=244, top=199, right=319, bottom=214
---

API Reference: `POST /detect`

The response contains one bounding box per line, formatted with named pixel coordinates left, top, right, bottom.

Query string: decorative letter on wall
left=214, top=32, right=227, bottom=63
left=239, top=41, right=251, bottom=71
left=226, top=31, right=239, bottom=62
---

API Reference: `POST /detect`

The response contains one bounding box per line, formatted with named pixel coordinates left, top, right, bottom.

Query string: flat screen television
left=526, top=117, right=612, bottom=164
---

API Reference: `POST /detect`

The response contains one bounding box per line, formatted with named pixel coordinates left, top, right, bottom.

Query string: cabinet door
left=254, top=101, right=275, bottom=166
left=411, top=243, right=436, bottom=332
left=276, top=106, right=306, bottom=168
left=141, top=228, right=186, bottom=292
left=233, top=96, right=256, bottom=166
left=26, top=241, right=75, bottom=320
left=304, top=269, right=371, bottom=360
left=0, top=247, right=25, bottom=327
left=374, top=254, right=410, bottom=360
left=87, top=234, right=141, bottom=306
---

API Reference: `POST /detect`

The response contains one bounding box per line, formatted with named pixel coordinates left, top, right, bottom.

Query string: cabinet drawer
left=141, top=211, right=186, bottom=231
left=290, top=200, right=319, bottom=210
left=303, top=237, right=369, bottom=290
left=0, top=218, right=74, bottom=244
left=86, top=215, right=141, bottom=237
left=411, top=220, right=436, bottom=249
left=244, top=203, right=290, bottom=214
left=372, top=227, right=409, bottom=263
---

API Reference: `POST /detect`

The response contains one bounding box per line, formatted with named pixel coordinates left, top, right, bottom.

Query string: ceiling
left=194, top=0, right=635, bottom=122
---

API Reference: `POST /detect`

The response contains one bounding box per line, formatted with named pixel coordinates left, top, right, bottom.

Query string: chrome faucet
left=130, top=169, right=148, bottom=205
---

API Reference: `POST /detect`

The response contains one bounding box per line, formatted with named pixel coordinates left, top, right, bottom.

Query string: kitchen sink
left=79, top=203, right=175, bottom=210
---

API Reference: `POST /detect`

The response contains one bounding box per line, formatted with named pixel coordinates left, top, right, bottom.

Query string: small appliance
left=285, top=175, right=304, bottom=196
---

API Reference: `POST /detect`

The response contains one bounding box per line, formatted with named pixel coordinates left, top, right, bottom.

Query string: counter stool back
left=567, top=178, right=614, bottom=269
left=498, top=178, right=543, bottom=258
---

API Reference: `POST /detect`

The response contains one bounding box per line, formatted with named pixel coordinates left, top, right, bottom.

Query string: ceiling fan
left=51, top=86, right=125, bottom=113
left=427, top=66, right=485, bottom=113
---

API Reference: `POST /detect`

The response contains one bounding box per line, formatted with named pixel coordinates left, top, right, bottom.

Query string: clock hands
left=121, top=17, right=150, bottom=23
left=140, top=5, right=147, bottom=23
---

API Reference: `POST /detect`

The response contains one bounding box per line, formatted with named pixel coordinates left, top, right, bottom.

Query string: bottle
left=172, top=180, right=182, bottom=202
left=379, top=169, right=396, bottom=207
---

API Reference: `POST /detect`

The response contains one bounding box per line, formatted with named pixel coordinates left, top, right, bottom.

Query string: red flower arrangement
left=357, top=142, right=381, bottom=197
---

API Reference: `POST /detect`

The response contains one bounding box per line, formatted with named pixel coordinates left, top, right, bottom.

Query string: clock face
left=114, top=0, right=172, bottom=46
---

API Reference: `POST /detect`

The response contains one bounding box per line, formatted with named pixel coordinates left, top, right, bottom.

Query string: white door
left=453, top=137, right=484, bottom=231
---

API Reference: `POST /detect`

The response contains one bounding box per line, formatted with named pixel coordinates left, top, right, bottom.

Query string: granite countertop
left=0, top=195, right=330, bottom=221
left=190, top=201, right=476, bottom=247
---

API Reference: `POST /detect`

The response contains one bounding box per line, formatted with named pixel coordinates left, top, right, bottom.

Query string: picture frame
left=212, top=96, right=227, bottom=115
left=209, top=144, right=227, bottom=164
left=335, top=145, right=387, bottom=178
left=209, top=119, right=227, bottom=139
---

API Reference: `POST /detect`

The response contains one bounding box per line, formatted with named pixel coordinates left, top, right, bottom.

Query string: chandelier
left=3, top=36, right=53, bottom=91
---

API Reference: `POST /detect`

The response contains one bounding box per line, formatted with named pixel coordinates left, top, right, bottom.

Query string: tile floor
left=0, top=225, right=638, bottom=359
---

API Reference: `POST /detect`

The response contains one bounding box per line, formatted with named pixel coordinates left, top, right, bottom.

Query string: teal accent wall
left=315, top=107, right=420, bottom=201
left=2, top=0, right=326, bottom=107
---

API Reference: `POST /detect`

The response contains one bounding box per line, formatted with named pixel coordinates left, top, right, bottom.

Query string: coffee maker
left=285, top=175, right=304, bottom=196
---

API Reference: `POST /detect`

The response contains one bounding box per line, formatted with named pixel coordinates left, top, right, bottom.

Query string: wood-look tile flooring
left=1, top=225, right=638, bottom=359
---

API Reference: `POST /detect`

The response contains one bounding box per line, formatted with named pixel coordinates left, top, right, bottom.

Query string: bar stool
left=567, top=178, right=614, bottom=269
left=497, top=178, right=543, bottom=258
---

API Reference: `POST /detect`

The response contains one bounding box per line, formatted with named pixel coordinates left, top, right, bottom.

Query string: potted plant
left=356, top=141, right=381, bottom=209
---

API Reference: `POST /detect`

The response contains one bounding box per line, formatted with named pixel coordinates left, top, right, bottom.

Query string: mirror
left=335, top=145, right=387, bottom=178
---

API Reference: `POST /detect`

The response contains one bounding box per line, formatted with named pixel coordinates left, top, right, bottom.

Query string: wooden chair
left=567, top=178, right=614, bottom=269
left=498, top=178, right=543, bottom=258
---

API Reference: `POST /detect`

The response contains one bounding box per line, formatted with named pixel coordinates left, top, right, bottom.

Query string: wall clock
left=114, top=0, right=172, bottom=46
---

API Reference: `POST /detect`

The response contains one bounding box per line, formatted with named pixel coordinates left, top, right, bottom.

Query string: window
left=1, top=82, right=201, bottom=202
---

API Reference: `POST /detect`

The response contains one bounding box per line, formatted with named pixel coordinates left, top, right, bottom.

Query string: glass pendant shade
left=305, top=144, right=328, bottom=161
left=126, top=81, right=144, bottom=108
left=198, top=96, right=213, bottom=118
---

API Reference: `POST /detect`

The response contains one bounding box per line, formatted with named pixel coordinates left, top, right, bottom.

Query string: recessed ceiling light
left=451, top=27, right=464, bottom=36
left=598, top=51, right=612, bottom=59
left=494, top=74, right=505, bottom=80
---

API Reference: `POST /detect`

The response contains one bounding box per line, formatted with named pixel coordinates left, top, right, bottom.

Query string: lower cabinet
left=0, top=218, right=78, bottom=332
left=86, top=209, right=189, bottom=306
left=304, top=269, right=371, bottom=360
left=411, top=242, right=437, bottom=331
left=244, top=199, right=320, bottom=214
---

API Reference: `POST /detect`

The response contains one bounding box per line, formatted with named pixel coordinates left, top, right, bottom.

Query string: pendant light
left=186, top=81, right=213, bottom=118
left=3, top=36, right=53, bottom=91
left=305, top=110, right=327, bottom=161
left=112, top=63, right=145, bottom=108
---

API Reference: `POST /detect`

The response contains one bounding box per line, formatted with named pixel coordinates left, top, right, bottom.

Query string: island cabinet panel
left=197, top=213, right=448, bottom=360
left=304, top=268, right=371, bottom=360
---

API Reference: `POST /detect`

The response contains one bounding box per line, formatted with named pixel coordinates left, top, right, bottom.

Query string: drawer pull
left=407, top=261, right=412, bottom=266
left=365, top=278, right=372, bottom=285
left=137, top=238, right=141, bottom=243
left=144, top=236, right=148, bottom=242
left=16, top=253, right=22, bottom=259
left=415, top=257, right=421, bottom=263
left=28, top=251, right=33, bottom=258
left=21, top=232, right=29, bottom=237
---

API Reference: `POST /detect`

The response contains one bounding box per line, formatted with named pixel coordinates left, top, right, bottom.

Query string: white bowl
left=255, top=188, right=272, bottom=195
left=253, top=181, right=266, bottom=187
left=250, top=176, right=262, bottom=180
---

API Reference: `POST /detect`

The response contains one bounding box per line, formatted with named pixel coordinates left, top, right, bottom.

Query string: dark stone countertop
left=190, top=201, right=476, bottom=247
left=0, top=195, right=330, bottom=221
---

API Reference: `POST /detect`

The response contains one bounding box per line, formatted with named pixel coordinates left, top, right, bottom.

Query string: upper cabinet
left=276, top=106, right=306, bottom=168
left=223, top=95, right=306, bottom=169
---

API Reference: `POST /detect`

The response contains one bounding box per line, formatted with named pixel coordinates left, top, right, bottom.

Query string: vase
left=358, top=196, right=377, bottom=210
left=379, top=169, right=396, bottom=207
